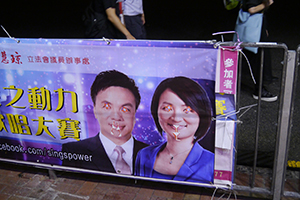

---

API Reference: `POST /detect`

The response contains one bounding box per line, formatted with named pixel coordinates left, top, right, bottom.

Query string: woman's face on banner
left=93, top=86, right=136, bottom=142
left=157, top=89, right=200, bottom=141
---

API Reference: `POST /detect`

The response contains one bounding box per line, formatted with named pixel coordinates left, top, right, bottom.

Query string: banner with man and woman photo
left=0, top=38, right=238, bottom=188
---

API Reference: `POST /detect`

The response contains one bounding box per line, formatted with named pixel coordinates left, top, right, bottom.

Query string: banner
left=0, top=38, right=236, bottom=188
left=215, top=47, right=239, bottom=94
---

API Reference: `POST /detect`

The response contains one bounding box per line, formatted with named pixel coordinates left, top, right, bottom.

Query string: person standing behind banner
left=122, top=0, right=146, bottom=39
left=235, top=0, right=277, bottom=102
left=135, top=77, right=214, bottom=183
left=62, top=70, right=147, bottom=175
left=84, top=0, right=135, bottom=39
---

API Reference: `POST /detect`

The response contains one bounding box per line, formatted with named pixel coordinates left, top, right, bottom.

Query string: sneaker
left=253, top=88, right=278, bottom=102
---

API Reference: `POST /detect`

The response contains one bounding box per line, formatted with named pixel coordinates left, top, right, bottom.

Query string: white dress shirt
left=123, top=0, right=143, bottom=16
left=99, top=132, right=134, bottom=173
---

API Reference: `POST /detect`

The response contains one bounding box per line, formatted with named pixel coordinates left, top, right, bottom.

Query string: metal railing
left=283, top=45, right=300, bottom=198
left=217, top=41, right=299, bottom=199
left=0, top=40, right=299, bottom=200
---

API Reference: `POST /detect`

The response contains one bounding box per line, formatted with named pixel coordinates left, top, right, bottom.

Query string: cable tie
left=1, top=25, right=20, bottom=43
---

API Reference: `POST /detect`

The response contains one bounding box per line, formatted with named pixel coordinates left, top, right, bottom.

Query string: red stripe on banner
left=214, top=170, right=232, bottom=181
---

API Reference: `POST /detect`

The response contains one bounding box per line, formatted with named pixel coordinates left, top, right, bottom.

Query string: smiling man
left=62, top=70, right=147, bottom=175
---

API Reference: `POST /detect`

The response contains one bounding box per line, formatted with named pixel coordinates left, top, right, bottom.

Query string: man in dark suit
left=62, top=70, right=147, bottom=175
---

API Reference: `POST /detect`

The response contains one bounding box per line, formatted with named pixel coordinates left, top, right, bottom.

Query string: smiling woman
left=134, top=76, right=214, bottom=184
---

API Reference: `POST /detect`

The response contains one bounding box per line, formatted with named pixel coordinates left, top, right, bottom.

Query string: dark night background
left=1, top=0, right=300, bottom=49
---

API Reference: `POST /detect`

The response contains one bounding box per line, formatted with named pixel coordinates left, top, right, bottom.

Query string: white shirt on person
left=99, top=132, right=134, bottom=173
left=123, top=0, right=143, bottom=16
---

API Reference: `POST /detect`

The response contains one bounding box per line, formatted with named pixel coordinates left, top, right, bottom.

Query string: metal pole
left=236, top=51, right=243, bottom=115
left=251, top=48, right=264, bottom=188
left=272, top=50, right=296, bottom=199
left=233, top=51, right=243, bottom=184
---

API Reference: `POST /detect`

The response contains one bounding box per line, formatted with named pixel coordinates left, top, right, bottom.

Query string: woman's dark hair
left=151, top=76, right=212, bottom=142
left=90, top=70, right=140, bottom=110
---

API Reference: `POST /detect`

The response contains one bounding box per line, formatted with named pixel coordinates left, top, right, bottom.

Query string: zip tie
left=213, top=31, right=256, bottom=85
left=216, top=45, right=256, bottom=85
left=212, top=31, right=237, bottom=36
left=102, top=37, right=111, bottom=45
left=218, top=193, right=226, bottom=199
left=239, top=50, right=256, bottom=85
left=212, top=31, right=240, bottom=43
left=214, top=42, right=243, bottom=53
left=211, top=187, right=218, bottom=200
left=213, top=30, right=243, bottom=52
left=1, top=25, right=20, bottom=43
left=211, top=187, right=238, bottom=200
left=238, top=103, right=257, bottom=119
left=214, top=103, right=258, bottom=122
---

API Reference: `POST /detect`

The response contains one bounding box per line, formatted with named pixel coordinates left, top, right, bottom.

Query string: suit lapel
left=173, top=143, right=203, bottom=181
left=132, top=138, right=148, bottom=173
left=145, top=143, right=165, bottom=176
left=88, top=133, right=116, bottom=173
left=87, top=135, right=147, bottom=174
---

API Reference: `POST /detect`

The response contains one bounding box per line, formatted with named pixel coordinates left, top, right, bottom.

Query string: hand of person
left=106, top=7, right=136, bottom=40
left=269, top=0, right=274, bottom=6
left=141, top=14, right=146, bottom=25
left=264, top=0, right=273, bottom=7
left=126, top=34, right=136, bottom=40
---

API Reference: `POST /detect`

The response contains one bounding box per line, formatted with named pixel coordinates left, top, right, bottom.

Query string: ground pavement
left=0, top=162, right=299, bottom=200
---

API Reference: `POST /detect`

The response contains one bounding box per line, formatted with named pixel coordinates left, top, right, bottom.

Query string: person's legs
left=253, top=49, right=277, bottom=102
left=260, top=24, right=278, bottom=84
left=124, top=15, right=146, bottom=39
left=242, top=49, right=277, bottom=102
left=262, top=47, right=278, bottom=84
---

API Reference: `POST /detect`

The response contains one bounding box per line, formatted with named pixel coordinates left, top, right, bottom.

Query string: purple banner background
left=0, top=39, right=233, bottom=186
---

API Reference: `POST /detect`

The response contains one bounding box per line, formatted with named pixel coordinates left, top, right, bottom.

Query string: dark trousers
left=242, top=48, right=273, bottom=90
left=124, top=15, right=146, bottom=39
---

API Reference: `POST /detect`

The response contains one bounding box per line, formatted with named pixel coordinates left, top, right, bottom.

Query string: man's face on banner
left=93, top=86, right=137, bottom=144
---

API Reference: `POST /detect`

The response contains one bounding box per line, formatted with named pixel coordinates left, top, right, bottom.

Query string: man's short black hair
left=90, top=70, right=141, bottom=110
